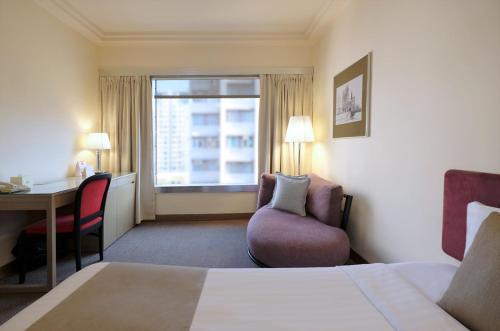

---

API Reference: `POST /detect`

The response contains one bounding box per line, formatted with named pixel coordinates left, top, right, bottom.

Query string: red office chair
left=18, top=173, right=112, bottom=284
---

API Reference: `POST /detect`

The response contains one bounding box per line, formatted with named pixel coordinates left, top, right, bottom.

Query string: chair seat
left=25, top=214, right=103, bottom=235
left=247, top=207, right=350, bottom=267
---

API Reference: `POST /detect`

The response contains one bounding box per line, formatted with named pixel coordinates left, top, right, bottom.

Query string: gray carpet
left=0, top=219, right=256, bottom=325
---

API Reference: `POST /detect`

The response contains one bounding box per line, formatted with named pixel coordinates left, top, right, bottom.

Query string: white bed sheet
left=388, top=262, right=458, bottom=303
left=191, top=263, right=464, bottom=331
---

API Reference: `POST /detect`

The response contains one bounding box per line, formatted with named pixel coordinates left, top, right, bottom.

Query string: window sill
left=155, top=185, right=258, bottom=193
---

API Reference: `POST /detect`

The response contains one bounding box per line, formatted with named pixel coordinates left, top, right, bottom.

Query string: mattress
left=1, top=262, right=464, bottom=331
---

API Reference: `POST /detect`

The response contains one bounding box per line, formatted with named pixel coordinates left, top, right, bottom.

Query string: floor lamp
left=285, top=116, right=314, bottom=175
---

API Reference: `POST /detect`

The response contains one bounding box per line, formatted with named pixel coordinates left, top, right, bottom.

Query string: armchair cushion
left=247, top=207, right=350, bottom=267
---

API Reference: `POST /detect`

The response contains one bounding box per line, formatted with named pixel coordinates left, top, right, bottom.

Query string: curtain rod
left=98, top=66, right=314, bottom=76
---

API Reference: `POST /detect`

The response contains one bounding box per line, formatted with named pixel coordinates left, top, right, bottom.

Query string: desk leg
left=46, top=199, right=57, bottom=288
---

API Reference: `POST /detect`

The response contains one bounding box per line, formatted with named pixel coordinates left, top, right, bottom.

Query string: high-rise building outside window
left=153, top=77, right=260, bottom=187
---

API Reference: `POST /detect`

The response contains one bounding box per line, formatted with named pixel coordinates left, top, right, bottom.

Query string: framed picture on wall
left=333, top=53, right=372, bottom=138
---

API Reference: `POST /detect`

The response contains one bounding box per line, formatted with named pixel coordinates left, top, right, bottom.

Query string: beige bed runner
left=27, top=263, right=207, bottom=331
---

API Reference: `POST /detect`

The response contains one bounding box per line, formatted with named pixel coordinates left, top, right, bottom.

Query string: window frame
left=152, top=75, right=260, bottom=193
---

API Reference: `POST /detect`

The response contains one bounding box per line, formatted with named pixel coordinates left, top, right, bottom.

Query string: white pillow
left=465, top=201, right=500, bottom=255
left=269, top=173, right=310, bottom=216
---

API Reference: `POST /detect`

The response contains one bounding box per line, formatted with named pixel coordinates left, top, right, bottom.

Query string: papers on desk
left=0, top=182, right=31, bottom=194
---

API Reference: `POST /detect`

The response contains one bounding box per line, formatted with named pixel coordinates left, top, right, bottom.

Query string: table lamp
left=86, top=132, right=111, bottom=173
left=285, top=116, right=314, bottom=175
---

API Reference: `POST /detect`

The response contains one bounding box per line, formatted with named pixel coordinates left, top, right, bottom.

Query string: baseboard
left=155, top=213, right=253, bottom=222
left=349, top=249, right=368, bottom=264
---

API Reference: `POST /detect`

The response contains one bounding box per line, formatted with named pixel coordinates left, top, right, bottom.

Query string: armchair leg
left=98, top=226, right=104, bottom=261
left=18, top=234, right=27, bottom=284
left=19, top=266, right=26, bottom=284
left=247, top=248, right=270, bottom=268
left=74, top=234, right=82, bottom=271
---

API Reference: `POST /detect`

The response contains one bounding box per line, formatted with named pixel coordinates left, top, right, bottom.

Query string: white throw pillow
left=465, top=201, right=500, bottom=255
left=269, top=173, right=310, bottom=216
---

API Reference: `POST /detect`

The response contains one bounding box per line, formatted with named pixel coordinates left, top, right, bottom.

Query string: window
left=192, top=159, right=219, bottom=171
left=192, top=136, right=219, bottom=149
left=226, top=81, right=255, bottom=95
left=153, top=77, right=260, bottom=187
left=226, top=110, right=254, bottom=122
left=192, top=114, right=219, bottom=126
left=226, top=161, right=254, bottom=174
left=226, top=136, right=254, bottom=148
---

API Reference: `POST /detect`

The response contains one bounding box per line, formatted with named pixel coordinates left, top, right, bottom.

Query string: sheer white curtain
left=258, top=74, right=314, bottom=176
left=99, top=76, right=155, bottom=223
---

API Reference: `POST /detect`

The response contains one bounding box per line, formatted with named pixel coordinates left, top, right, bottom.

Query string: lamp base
left=96, top=150, right=102, bottom=173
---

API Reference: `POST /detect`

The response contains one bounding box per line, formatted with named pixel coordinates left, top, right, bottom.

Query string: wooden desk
left=0, top=173, right=135, bottom=293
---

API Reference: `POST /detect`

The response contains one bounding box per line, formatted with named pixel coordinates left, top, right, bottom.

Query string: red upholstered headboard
left=442, top=169, right=500, bottom=261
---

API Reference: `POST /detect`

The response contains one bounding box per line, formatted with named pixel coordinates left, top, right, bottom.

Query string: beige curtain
left=100, top=76, right=155, bottom=224
left=259, top=74, right=314, bottom=176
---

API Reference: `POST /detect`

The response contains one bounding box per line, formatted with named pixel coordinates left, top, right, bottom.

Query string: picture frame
left=333, top=53, right=372, bottom=138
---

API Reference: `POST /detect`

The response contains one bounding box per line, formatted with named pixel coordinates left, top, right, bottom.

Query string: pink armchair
left=247, top=173, right=352, bottom=267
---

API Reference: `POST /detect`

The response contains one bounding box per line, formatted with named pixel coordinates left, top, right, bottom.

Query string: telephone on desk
left=0, top=182, right=31, bottom=194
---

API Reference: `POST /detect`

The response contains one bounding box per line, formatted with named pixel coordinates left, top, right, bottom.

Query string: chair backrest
left=74, top=173, right=112, bottom=231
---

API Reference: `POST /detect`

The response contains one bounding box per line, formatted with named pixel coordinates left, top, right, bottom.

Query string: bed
left=2, top=169, right=499, bottom=331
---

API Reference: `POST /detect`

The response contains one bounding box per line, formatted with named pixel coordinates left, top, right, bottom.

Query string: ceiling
left=36, top=0, right=336, bottom=43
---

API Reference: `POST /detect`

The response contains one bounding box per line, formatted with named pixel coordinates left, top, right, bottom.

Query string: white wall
left=0, top=0, right=99, bottom=266
left=156, top=192, right=257, bottom=215
left=312, top=0, right=500, bottom=264
left=98, top=42, right=313, bottom=215
left=0, top=0, right=99, bottom=182
left=98, top=43, right=312, bottom=74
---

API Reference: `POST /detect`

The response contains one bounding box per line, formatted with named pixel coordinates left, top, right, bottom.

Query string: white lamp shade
left=285, top=116, right=315, bottom=143
left=86, top=133, right=111, bottom=150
